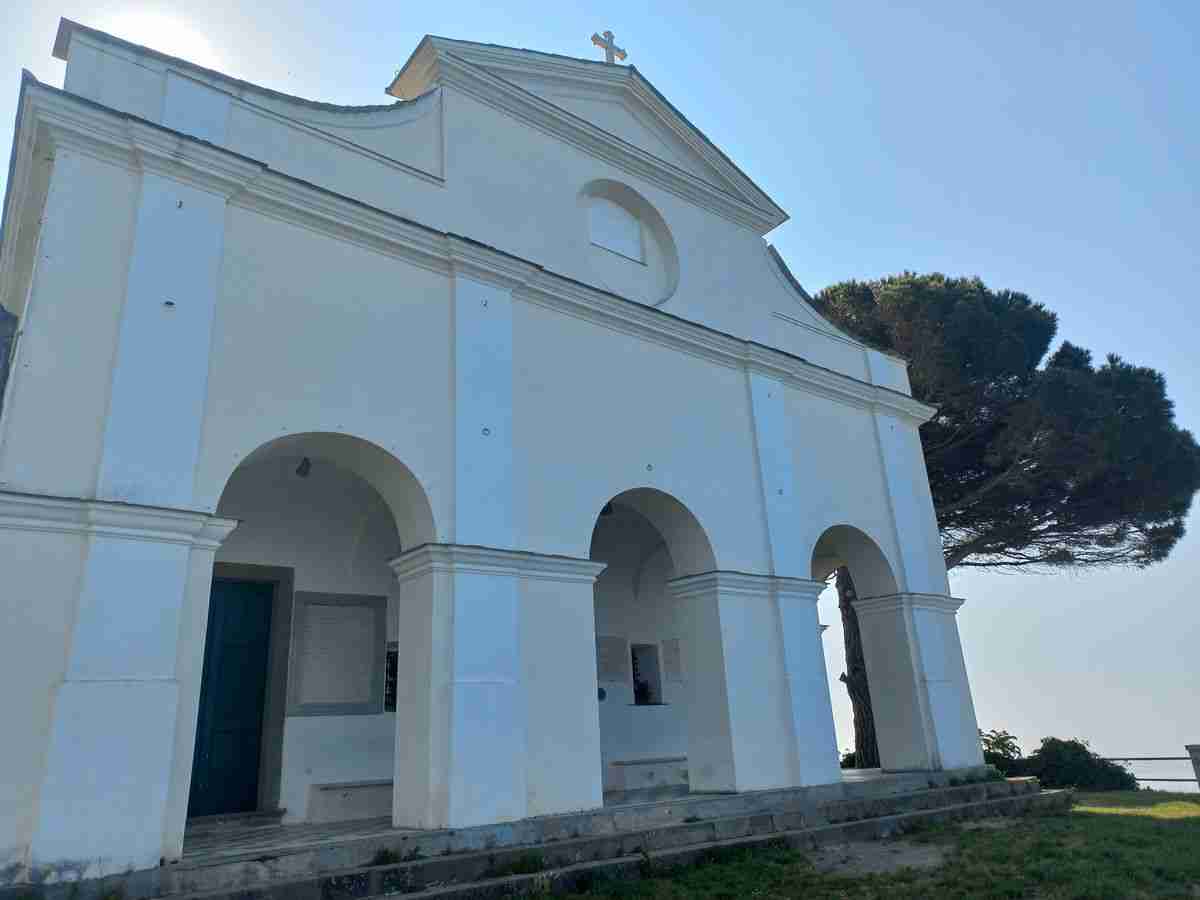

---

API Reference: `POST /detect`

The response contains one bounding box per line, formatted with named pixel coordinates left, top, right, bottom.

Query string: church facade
left=0, top=20, right=983, bottom=887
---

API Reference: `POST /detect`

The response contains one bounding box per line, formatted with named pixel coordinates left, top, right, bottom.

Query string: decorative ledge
left=0, top=489, right=238, bottom=548
left=389, top=543, right=607, bottom=584
left=852, top=592, right=965, bottom=617
left=668, top=571, right=825, bottom=601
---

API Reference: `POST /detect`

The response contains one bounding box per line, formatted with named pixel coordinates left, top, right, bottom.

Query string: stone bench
left=307, top=779, right=393, bottom=823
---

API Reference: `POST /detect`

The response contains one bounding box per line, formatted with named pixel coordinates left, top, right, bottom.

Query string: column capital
left=0, top=490, right=238, bottom=549
left=668, top=571, right=825, bottom=602
left=773, top=576, right=827, bottom=602
left=852, top=592, right=965, bottom=617
left=389, top=542, right=606, bottom=585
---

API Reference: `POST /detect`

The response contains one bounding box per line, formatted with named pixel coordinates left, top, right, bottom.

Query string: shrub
left=840, top=750, right=857, bottom=769
left=979, top=728, right=1023, bottom=775
left=1013, top=737, right=1138, bottom=790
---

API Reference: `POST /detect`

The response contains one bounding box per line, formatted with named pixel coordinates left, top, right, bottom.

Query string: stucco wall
left=0, top=529, right=87, bottom=876
left=47, top=29, right=908, bottom=392
left=0, top=149, right=137, bottom=498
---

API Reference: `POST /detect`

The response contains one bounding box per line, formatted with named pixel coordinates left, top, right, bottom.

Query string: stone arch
left=590, top=486, right=716, bottom=579
left=220, top=431, right=437, bottom=551
left=189, top=431, right=438, bottom=825
left=588, top=487, right=719, bottom=798
left=809, top=524, right=899, bottom=599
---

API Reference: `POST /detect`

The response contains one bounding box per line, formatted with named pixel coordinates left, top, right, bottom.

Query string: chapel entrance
left=188, top=578, right=274, bottom=817
left=588, top=488, right=717, bottom=800
left=185, top=431, right=438, bottom=828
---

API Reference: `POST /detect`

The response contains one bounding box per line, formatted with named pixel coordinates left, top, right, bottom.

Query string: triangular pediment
left=390, top=37, right=788, bottom=231
left=484, top=71, right=742, bottom=192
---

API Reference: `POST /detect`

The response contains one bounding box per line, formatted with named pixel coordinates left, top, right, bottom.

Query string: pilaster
left=745, top=371, right=842, bottom=786
left=0, top=491, right=237, bottom=883
left=451, top=272, right=516, bottom=549
left=389, top=544, right=606, bottom=829
left=870, top=412, right=948, bottom=594
left=774, top=577, right=844, bottom=786
left=668, top=571, right=800, bottom=792
left=852, top=592, right=983, bottom=772
left=95, top=159, right=234, bottom=508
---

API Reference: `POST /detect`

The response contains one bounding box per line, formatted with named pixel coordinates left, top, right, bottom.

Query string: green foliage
left=979, top=728, right=1022, bottom=772
left=811, top=273, right=1200, bottom=572
left=1010, top=737, right=1139, bottom=790
left=840, top=750, right=857, bottom=769
left=484, top=852, right=546, bottom=878
left=370, top=847, right=401, bottom=866
left=558, top=792, right=1200, bottom=898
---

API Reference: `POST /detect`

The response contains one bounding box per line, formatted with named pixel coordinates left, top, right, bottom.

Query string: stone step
left=369, top=788, right=1073, bottom=900
left=7, top=774, right=1037, bottom=900
left=172, top=784, right=1069, bottom=900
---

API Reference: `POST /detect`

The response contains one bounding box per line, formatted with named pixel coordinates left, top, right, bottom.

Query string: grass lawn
left=556, top=791, right=1200, bottom=899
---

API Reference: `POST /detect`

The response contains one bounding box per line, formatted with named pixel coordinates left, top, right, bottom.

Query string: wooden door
left=188, top=578, right=274, bottom=817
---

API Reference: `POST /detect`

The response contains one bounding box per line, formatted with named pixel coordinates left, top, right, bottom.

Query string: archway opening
left=186, top=432, right=435, bottom=826
left=810, top=525, right=900, bottom=773
left=588, top=488, right=715, bottom=802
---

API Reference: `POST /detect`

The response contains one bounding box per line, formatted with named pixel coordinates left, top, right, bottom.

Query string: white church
left=0, top=20, right=984, bottom=888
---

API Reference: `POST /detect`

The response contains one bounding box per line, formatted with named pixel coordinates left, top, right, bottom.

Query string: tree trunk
left=836, top=567, right=880, bottom=768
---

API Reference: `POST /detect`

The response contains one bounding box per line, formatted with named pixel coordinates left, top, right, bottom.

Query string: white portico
left=0, top=20, right=983, bottom=889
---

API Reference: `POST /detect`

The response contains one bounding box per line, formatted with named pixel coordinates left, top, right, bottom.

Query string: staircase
left=6, top=776, right=1070, bottom=900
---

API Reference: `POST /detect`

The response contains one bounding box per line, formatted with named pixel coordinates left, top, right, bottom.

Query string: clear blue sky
left=2, top=0, right=1197, bottom=785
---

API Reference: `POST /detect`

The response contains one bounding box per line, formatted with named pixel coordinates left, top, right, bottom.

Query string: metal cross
left=590, top=30, right=627, bottom=64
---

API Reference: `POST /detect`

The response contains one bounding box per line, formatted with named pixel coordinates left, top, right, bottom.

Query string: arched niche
left=580, top=179, right=679, bottom=306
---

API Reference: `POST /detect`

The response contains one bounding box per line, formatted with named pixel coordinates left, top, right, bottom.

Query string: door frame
left=204, top=562, right=295, bottom=814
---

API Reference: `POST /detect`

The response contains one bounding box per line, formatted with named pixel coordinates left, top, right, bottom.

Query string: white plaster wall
left=54, top=31, right=905, bottom=394
left=190, top=205, right=454, bottom=532
left=522, top=576, right=603, bottom=815
left=787, top=389, right=906, bottom=587
left=511, top=297, right=769, bottom=572
left=96, top=171, right=227, bottom=508
left=874, top=414, right=949, bottom=595
left=0, top=528, right=86, bottom=876
left=215, top=456, right=401, bottom=822
left=913, top=608, right=984, bottom=768
left=0, top=150, right=136, bottom=498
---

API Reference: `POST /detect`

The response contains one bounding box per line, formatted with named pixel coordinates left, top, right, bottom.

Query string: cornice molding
left=13, top=81, right=935, bottom=425
left=772, top=576, right=827, bottom=602
left=852, top=592, right=965, bottom=617
left=389, top=543, right=607, bottom=584
left=0, top=490, right=238, bottom=548
left=668, top=571, right=825, bottom=602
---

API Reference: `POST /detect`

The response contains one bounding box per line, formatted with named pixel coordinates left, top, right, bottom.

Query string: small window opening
left=589, top=196, right=644, bottom=263
left=630, top=643, right=664, bottom=705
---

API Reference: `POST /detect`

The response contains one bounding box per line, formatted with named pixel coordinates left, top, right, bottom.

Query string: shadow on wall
left=0, top=306, right=16, bottom=418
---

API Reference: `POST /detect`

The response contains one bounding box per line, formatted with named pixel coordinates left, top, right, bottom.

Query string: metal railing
left=1101, top=747, right=1200, bottom=787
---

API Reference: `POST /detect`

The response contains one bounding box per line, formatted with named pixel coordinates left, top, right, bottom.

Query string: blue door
left=188, top=578, right=274, bottom=817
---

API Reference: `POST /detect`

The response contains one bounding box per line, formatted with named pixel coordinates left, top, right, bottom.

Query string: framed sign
left=288, top=592, right=387, bottom=716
